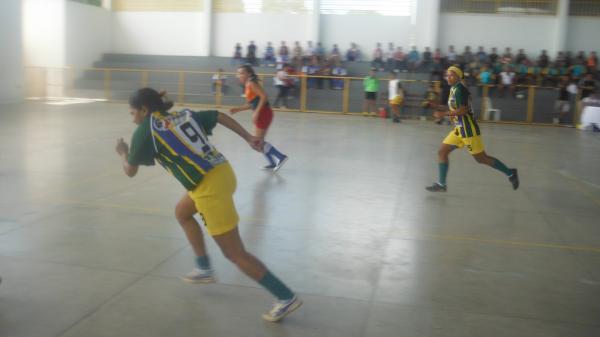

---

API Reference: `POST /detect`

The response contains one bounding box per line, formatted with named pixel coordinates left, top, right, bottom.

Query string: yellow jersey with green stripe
left=128, top=109, right=226, bottom=190
left=448, top=82, right=481, bottom=138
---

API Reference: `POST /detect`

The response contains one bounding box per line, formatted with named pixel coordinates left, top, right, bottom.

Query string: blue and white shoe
left=263, top=164, right=276, bottom=170
left=182, top=268, right=215, bottom=284
left=273, top=156, right=288, bottom=172
left=262, top=295, right=303, bottom=322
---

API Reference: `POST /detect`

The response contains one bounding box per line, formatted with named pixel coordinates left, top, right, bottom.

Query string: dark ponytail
left=129, top=88, right=173, bottom=114
left=239, top=64, right=260, bottom=83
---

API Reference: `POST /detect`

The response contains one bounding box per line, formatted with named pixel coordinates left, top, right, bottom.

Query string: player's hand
left=116, top=138, right=129, bottom=156
left=247, top=136, right=263, bottom=152
left=229, top=107, right=240, bottom=114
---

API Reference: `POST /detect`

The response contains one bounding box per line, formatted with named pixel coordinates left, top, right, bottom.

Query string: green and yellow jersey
left=128, top=109, right=227, bottom=190
left=448, top=82, right=481, bottom=138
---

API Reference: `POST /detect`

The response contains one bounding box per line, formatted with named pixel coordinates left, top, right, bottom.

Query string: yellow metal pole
left=178, top=72, right=185, bottom=104
left=527, top=86, right=535, bottom=123
left=141, top=71, right=149, bottom=87
left=215, top=80, right=222, bottom=107
left=104, top=69, right=111, bottom=100
left=342, top=78, right=350, bottom=113
left=300, top=75, right=307, bottom=112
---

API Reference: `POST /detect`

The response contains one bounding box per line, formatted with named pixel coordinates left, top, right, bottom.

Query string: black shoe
left=392, top=118, right=400, bottom=123
left=425, top=182, right=447, bottom=192
left=508, top=169, right=519, bottom=190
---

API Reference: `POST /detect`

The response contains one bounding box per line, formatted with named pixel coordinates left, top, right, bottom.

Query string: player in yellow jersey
left=426, top=66, right=519, bottom=192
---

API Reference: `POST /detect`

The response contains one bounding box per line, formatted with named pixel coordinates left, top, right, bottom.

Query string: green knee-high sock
left=439, top=162, right=449, bottom=186
left=258, top=270, right=294, bottom=301
left=490, top=157, right=513, bottom=176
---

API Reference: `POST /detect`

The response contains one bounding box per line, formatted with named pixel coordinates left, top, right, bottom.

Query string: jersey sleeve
left=128, top=118, right=156, bottom=166
left=454, top=84, right=470, bottom=107
left=191, top=110, right=219, bottom=136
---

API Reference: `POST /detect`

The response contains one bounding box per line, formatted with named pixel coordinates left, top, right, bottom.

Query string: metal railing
left=24, top=66, right=583, bottom=126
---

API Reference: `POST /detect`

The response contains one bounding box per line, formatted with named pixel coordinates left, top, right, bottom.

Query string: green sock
left=438, top=162, right=449, bottom=186
left=491, top=157, right=513, bottom=176
left=258, top=270, right=294, bottom=301
left=195, top=255, right=210, bottom=270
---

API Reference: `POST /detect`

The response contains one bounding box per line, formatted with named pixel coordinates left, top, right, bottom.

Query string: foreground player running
left=426, top=66, right=519, bottom=192
left=230, top=65, right=288, bottom=171
left=116, top=88, right=301, bottom=321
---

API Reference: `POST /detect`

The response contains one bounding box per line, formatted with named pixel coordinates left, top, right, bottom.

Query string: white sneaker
left=273, top=156, right=288, bottom=172
left=182, top=268, right=215, bottom=284
left=262, top=295, right=302, bottom=322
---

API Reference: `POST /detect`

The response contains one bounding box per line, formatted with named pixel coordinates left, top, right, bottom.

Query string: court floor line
left=40, top=198, right=600, bottom=255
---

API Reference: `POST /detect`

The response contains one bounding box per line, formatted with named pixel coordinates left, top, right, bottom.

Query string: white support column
left=554, top=0, right=569, bottom=56
left=308, top=0, right=320, bottom=44
left=415, top=0, right=440, bottom=50
left=203, top=0, right=213, bottom=56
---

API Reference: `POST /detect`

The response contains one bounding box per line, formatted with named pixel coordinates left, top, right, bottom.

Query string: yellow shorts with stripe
left=389, top=96, right=403, bottom=105
left=443, top=128, right=485, bottom=155
left=188, top=162, right=239, bottom=236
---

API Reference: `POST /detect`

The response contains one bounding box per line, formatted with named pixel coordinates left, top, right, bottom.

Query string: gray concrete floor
left=1, top=101, right=600, bottom=337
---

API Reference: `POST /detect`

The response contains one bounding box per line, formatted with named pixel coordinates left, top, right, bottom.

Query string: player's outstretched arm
left=115, top=138, right=139, bottom=177
left=229, top=104, right=252, bottom=114
left=217, top=112, right=263, bottom=152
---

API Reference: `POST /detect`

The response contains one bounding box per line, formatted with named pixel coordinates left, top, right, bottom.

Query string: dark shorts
left=365, top=92, right=377, bottom=100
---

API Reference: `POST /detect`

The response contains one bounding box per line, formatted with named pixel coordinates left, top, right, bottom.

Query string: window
left=112, top=0, right=203, bottom=11
left=569, top=0, right=600, bottom=16
left=320, top=0, right=415, bottom=16
left=440, top=0, right=557, bottom=15
left=213, top=0, right=313, bottom=13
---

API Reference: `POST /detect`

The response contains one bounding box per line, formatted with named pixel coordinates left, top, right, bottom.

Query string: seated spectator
left=538, top=50, right=550, bottom=69
left=211, top=68, right=227, bottom=95
left=587, top=51, right=598, bottom=74
left=462, top=46, right=474, bottom=67
left=263, top=41, right=276, bottom=66
left=372, top=42, right=385, bottom=70
left=346, top=42, right=360, bottom=62
left=478, top=65, right=494, bottom=96
left=516, top=61, right=530, bottom=85
left=498, top=66, right=515, bottom=98
left=319, top=60, right=333, bottom=89
left=576, top=51, right=586, bottom=65
left=331, top=44, right=341, bottom=61
left=489, top=47, right=499, bottom=65
left=430, top=58, right=444, bottom=82
left=502, top=47, right=513, bottom=65
left=362, top=68, right=380, bottom=116
left=515, top=49, right=528, bottom=65
left=292, top=41, right=303, bottom=67
left=447, top=45, right=457, bottom=63
left=331, top=61, right=347, bottom=90
left=232, top=42, right=243, bottom=66
left=476, top=46, right=487, bottom=64
left=316, top=42, right=326, bottom=62
left=385, top=42, right=395, bottom=71
left=393, top=47, right=406, bottom=72
left=433, top=48, right=442, bottom=63
left=556, top=51, right=566, bottom=67
left=570, top=61, right=585, bottom=80
left=246, top=40, right=257, bottom=66
left=565, top=51, right=573, bottom=67
left=303, top=41, right=315, bottom=64
left=407, top=46, right=420, bottom=72
left=277, top=41, right=290, bottom=67
left=580, top=73, right=597, bottom=99
left=422, top=47, right=433, bottom=71
left=543, top=62, right=560, bottom=87
left=302, top=56, right=321, bottom=88
left=278, top=41, right=289, bottom=58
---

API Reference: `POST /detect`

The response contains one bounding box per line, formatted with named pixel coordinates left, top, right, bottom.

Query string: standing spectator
left=447, top=45, right=457, bottom=63
left=388, top=73, right=404, bottom=123
left=555, top=77, right=570, bottom=124
left=489, top=47, right=499, bottom=65
left=362, top=68, right=380, bottom=116
left=246, top=41, right=257, bottom=66
left=498, top=66, right=515, bottom=98
left=476, top=46, right=487, bottom=64
left=264, top=42, right=276, bottom=66
left=587, top=51, right=598, bottom=74
left=372, top=42, right=385, bottom=70
left=422, top=47, right=433, bottom=72
left=538, top=50, right=550, bottom=69
left=211, top=68, right=227, bottom=95
left=346, top=42, right=360, bottom=62
left=273, top=65, right=291, bottom=109
left=408, top=46, right=420, bottom=72
left=331, top=61, right=347, bottom=90
left=232, top=43, right=243, bottom=66
left=580, top=73, right=597, bottom=99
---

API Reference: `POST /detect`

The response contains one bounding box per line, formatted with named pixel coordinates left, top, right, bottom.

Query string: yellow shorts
left=389, top=96, right=403, bottom=105
left=443, top=128, right=485, bottom=155
left=188, top=162, right=239, bottom=236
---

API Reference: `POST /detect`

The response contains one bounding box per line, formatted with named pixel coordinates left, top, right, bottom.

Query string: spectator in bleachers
left=565, top=51, right=573, bottom=67
left=331, top=44, right=341, bottom=61
left=575, top=51, right=586, bottom=65
left=346, top=42, right=360, bottom=62
left=264, top=42, right=276, bottom=66
left=292, top=41, right=303, bottom=67
left=515, top=49, right=528, bottom=65
left=433, top=48, right=442, bottom=63
left=278, top=41, right=289, bottom=58
left=570, top=60, right=586, bottom=80
left=211, top=68, right=227, bottom=95
left=498, top=66, right=515, bottom=98
left=489, top=47, right=499, bottom=65
left=587, top=51, right=598, bottom=74
left=316, top=42, right=326, bottom=62
left=393, top=47, right=406, bottom=72
left=422, top=82, right=439, bottom=120
left=447, top=45, right=457, bottom=63
left=555, top=77, right=570, bottom=124
left=232, top=43, right=243, bottom=66
left=362, top=68, right=380, bottom=116
left=319, top=60, right=333, bottom=89
left=462, top=46, right=474, bottom=67
left=387, top=72, right=404, bottom=123
left=246, top=41, right=257, bottom=66
left=478, top=65, right=494, bottom=97
left=502, top=47, right=513, bottom=65
left=273, top=64, right=291, bottom=109
left=556, top=51, right=566, bottom=67
left=331, top=61, right=347, bottom=90
left=302, top=56, right=320, bottom=89
left=430, top=57, right=444, bottom=81
left=372, top=42, right=385, bottom=70
left=476, top=46, right=487, bottom=64
left=580, top=73, right=597, bottom=99
left=304, top=41, right=315, bottom=64
left=408, top=46, right=420, bottom=72
left=538, top=50, right=550, bottom=69
left=385, top=42, right=395, bottom=71
left=422, top=47, right=433, bottom=71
